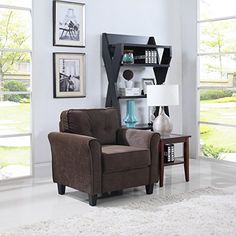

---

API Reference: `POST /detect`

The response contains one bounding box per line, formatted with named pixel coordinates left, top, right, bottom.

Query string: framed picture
left=53, top=53, right=86, bottom=98
left=142, top=78, right=155, bottom=95
left=53, top=0, right=85, bottom=47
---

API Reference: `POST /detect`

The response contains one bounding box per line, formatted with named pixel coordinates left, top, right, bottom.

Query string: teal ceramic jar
left=122, top=50, right=134, bottom=64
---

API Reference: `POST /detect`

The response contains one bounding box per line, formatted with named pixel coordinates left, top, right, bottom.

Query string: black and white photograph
left=53, top=1, right=85, bottom=47
left=53, top=53, right=86, bottom=98
left=142, top=78, right=155, bottom=95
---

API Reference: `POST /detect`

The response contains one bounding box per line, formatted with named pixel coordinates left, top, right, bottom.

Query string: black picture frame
left=53, top=0, right=85, bottom=47
left=53, top=52, right=86, bottom=98
left=142, top=78, right=155, bottom=95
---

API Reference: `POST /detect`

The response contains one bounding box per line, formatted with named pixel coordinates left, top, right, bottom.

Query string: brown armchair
left=48, top=108, right=160, bottom=206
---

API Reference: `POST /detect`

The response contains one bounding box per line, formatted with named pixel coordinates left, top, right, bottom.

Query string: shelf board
left=122, top=123, right=152, bottom=130
left=111, top=43, right=171, bottom=49
left=164, top=158, right=184, bottom=166
left=121, top=63, right=170, bottom=68
left=117, top=95, right=147, bottom=99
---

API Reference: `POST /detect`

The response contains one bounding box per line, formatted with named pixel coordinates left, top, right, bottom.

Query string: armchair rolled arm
left=117, top=128, right=160, bottom=148
left=48, top=132, right=102, bottom=195
left=117, top=128, right=160, bottom=183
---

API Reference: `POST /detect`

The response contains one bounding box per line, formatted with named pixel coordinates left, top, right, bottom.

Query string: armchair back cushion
left=60, top=108, right=121, bottom=145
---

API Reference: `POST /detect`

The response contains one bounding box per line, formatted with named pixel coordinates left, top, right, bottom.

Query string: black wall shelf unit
left=117, top=95, right=147, bottom=99
left=102, top=33, right=172, bottom=115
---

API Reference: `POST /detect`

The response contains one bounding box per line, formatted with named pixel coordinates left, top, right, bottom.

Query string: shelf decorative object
left=119, top=69, right=141, bottom=96
left=119, top=88, right=141, bottom=96
left=124, top=100, right=138, bottom=128
left=142, top=78, right=155, bottom=95
left=122, top=50, right=134, bottom=64
left=123, top=69, right=134, bottom=88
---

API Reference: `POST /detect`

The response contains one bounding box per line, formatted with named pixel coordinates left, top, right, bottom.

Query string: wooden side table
left=159, top=134, right=191, bottom=187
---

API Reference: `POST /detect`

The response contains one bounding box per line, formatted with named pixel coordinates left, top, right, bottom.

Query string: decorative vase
left=153, top=106, right=173, bottom=135
left=122, top=50, right=134, bottom=64
left=124, top=100, right=137, bottom=128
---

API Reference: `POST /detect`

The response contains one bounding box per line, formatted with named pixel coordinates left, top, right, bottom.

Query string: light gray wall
left=181, top=0, right=198, bottom=158
left=32, top=0, right=183, bottom=178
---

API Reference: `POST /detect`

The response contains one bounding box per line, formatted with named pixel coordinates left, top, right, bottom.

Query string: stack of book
left=164, top=144, right=175, bottom=163
left=119, top=88, right=141, bottom=96
left=145, top=50, right=157, bottom=64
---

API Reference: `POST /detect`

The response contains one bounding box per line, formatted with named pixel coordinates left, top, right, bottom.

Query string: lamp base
left=153, top=107, right=173, bottom=135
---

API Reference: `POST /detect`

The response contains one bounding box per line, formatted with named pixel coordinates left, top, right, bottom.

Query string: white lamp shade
left=147, top=85, right=179, bottom=106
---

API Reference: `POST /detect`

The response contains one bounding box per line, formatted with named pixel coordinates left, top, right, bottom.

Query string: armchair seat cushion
left=102, top=145, right=150, bottom=173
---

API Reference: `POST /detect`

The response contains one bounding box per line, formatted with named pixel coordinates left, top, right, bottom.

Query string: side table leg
left=159, top=142, right=164, bottom=187
left=183, top=139, right=190, bottom=182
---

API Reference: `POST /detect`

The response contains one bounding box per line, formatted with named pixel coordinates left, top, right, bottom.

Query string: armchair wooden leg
left=57, top=183, right=66, bottom=195
left=89, top=194, right=97, bottom=206
left=145, top=184, right=154, bottom=194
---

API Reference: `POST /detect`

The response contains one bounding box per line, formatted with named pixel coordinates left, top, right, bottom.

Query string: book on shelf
left=164, top=144, right=175, bottom=163
left=133, top=50, right=157, bottom=64
left=145, top=50, right=157, bottom=64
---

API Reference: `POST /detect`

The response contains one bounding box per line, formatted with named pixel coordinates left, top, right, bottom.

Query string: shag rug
left=1, top=187, right=236, bottom=236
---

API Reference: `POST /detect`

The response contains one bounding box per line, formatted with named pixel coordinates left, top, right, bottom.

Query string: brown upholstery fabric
left=60, top=108, right=120, bottom=145
left=117, top=128, right=160, bottom=183
left=117, top=128, right=153, bottom=148
left=48, top=132, right=102, bottom=194
left=102, top=168, right=149, bottom=192
left=48, top=108, right=160, bottom=200
left=102, top=145, right=150, bottom=173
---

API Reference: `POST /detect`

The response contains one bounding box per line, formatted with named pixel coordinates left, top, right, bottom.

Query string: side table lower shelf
left=159, top=134, right=191, bottom=187
left=164, top=157, right=184, bottom=166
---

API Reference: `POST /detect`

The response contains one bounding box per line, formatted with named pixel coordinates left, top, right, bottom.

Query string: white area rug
left=1, top=187, right=236, bottom=236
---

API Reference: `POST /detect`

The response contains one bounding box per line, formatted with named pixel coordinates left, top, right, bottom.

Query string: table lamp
left=147, top=85, right=179, bottom=135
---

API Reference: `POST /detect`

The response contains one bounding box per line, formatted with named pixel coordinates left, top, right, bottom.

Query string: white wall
left=181, top=0, right=198, bottom=158
left=32, top=0, right=183, bottom=179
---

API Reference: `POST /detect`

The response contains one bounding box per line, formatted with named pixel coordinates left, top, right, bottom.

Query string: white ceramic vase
left=153, top=106, right=173, bottom=135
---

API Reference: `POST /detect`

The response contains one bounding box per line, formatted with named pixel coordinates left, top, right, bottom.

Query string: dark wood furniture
left=159, top=134, right=191, bottom=187
left=122, top=123, right=152, bottom=130
left=102, top=33, right=172, bottom=117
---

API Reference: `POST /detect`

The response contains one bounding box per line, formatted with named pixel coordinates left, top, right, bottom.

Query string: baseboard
left=0, top=162, right=52, bottom=191
left=0, top=177, right=34, bottom=192
left=33, top=162, right=52, bottom=181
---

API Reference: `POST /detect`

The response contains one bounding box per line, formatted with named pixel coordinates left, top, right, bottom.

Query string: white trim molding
left=198, top=15, right=236, bottom=23
left=0, top=4, right=31, bottom=12
left=199, top=121, right=236, bottom=128
left=33, top=162, right=52, bottom=180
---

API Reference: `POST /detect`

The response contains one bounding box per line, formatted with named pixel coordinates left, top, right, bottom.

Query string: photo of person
left=53, top=1, right=85, bottom=47
left=53, top=53, right=85, bottom=98
left=59, top=8, right=80, bottom=41
left=59, top=59, right=80, bottom=92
